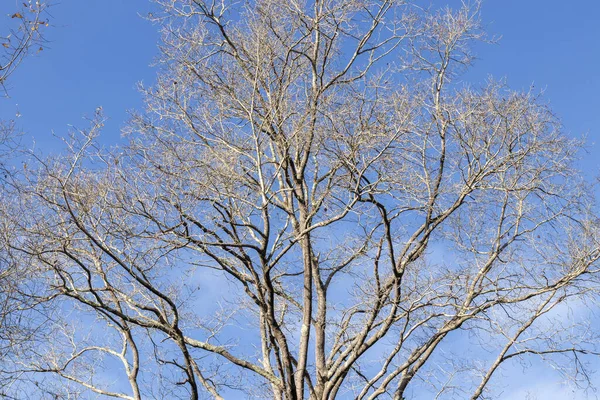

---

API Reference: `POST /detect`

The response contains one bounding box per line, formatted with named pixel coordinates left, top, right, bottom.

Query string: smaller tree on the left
left=0, top=1, right=47, bottom=87
left=0, top=2, right=49, bottom=398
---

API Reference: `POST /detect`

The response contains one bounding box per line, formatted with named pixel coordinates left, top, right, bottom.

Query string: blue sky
left=2, top=0, right=600, bottom=398
left=471, top=0, right=600, bottom=172
left=1, top=0, right=599, bottom=162
left=0, top=1, right=160, bottom=149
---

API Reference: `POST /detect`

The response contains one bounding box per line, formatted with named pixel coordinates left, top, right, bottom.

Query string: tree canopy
left=2, top=1, right=600, bottom=399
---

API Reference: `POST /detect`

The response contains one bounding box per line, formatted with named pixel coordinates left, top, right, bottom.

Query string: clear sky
left=2, top=1, right=600, bottom=398
left=0, top=1, right=160, bottom=149
left=1, top=0, right=599, bottom=163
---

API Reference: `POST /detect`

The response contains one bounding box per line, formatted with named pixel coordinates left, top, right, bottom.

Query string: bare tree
left=0, top=2, right=50, bottom=397
left=0, top=0, right=49, bottom=158
left=0, top=0, right=48, bottom=90
left=4, top=1, right=600, bottom=399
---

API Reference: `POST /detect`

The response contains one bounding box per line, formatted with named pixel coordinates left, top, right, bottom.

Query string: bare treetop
left=2, top=1, right=600, bottom=399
